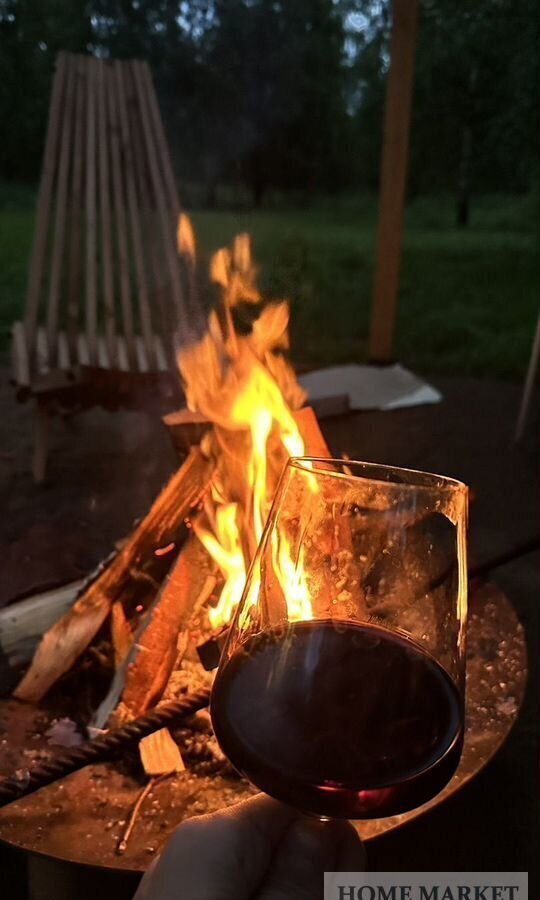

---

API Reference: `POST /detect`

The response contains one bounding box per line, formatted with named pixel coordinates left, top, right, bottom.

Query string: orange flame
left=177, top=218, right=312, bottom=627
left=272, top=536, right=312, bottom=621
left=177, top=214, right=196, bottom=259
left=194, top=504, right=247, bottom=629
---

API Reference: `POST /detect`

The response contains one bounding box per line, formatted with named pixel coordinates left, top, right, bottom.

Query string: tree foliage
left=0, top=0, right=536, bottom=206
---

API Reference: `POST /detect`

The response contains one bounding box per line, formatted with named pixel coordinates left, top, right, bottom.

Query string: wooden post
left=368, top=0, right=419, bottom=362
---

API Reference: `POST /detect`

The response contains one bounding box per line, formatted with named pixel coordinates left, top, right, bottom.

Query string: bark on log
left=15, top=448, right=214, bottom=703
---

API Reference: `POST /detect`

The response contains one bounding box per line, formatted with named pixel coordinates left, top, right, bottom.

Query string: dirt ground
left=0, top=367, right=538, bottom=894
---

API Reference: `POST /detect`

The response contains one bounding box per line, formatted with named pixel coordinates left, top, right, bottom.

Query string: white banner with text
left=324, top=873, right=528, bottom=900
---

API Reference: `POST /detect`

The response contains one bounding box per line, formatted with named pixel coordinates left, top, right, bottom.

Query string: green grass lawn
left=0, top=186, right=536, bottom=380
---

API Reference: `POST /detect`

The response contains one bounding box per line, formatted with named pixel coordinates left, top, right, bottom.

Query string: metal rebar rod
left=0, top=688, right=210, bottom=809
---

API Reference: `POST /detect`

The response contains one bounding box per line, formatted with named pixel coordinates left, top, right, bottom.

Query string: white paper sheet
left=299, top=363, right=442, bottom=411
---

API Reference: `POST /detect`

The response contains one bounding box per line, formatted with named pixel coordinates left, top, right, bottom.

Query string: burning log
left=293, top=406, right=332, bottom=460
left=15, top=448, right=214, bottom=704
left=164, top=400, right=329, bottom=466
left=13, top=217, right=337, bottom=799
left=14, top=403, right=329, bottom=714
left=163, top=408, right=209, bottom=457
left=108, top=535, right=216, bottom=726
left=111, top=602, right=132, bottom=668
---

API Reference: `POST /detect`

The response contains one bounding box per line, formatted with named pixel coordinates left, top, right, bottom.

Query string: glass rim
left=288, top=456, right=468, bottom=493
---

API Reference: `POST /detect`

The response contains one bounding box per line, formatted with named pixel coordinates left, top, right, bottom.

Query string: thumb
left=258, top=817, right=366, bottom=900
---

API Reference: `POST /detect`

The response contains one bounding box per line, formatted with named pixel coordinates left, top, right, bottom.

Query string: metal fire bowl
left=0, top=582, right=527, bottom=875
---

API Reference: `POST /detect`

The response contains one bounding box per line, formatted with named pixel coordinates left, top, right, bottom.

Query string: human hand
left=134, top=793, right=366, bottom=900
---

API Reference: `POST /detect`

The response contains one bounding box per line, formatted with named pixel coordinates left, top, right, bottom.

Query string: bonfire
left=14, top=215, right=331, bottom=789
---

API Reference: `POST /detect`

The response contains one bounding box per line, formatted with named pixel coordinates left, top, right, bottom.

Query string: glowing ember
left=154, top=542, right=176, bottom=557
left=177, top=215, right=312, bottom=627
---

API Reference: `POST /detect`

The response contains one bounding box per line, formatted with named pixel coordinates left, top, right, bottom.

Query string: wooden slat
left=97, top=336, right=110, bottom=368
left=24, top=53, right=68, bottom=357
left=36, top=328, right=50, bottom=374
left=21, top=54, right=183, bottom=390
left=114, top=62, right=156, bottom=370
left=116, top=336, right=130, bottom=372
left=106, top=60, right=137, bottom=369
left=67, top=54, right=87, bottom=363
left=368, top=0, right=419, bottom=361
left=139, top=61, right=203, bottom=338
left=85, top=56, right=98, bottom=364
left=46, top=54, right=76, bottom=366
left=154, top=336, right=168, bottom=372
left=138, top=62, right=184, bottom=363
left=131, top=61, right=186, bottom=340
left=135, top=337, right=149, bottom=373
left=125, top=62, right=172, bottom=360
left=139, top=61, right=180, bottom=213
left=11, top=322, right=31, bottom=389
left=124, top=64, right=152, bottom=223
left=57, top=331, right=70, bottom=370
left=77, top=333, right=90, bottom=366
left=96, top=59, right=117, bottom=366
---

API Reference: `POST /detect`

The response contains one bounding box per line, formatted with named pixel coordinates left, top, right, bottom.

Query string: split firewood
left=162, top=408, right=210, bottom=457
left=0, top=580, right=83, bottom=691
left=111, top=602, right=133, bottom=668
left=162, top=573, right=219, bottom=685
left=15, top=448, right=214, bottom=704
left=293, top=406, right=332, bottom=460
left=97, top=534, right=216, bottom=729
left=120, top=536, right=216, bottom=720
left=139, top=728, right=185, bottom=776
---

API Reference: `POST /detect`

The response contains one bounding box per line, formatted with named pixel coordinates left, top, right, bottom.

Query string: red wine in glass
left=211, top=619, right=464, bottom=819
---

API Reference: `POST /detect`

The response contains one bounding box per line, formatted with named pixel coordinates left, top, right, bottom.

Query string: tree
left=410, top=0, right=537, bottom=224
left=189, top=0, right=352, bottom=204
left=0, top=0, right=91, bottom=181
left=0, top=0, right=536, bottom=209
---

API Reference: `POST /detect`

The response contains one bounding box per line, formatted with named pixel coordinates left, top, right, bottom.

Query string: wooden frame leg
left=33, top=402, right=50, bottom=484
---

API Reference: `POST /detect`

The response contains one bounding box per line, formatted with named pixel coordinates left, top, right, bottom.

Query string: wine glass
left=211, top=458, right=468, bottom=819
